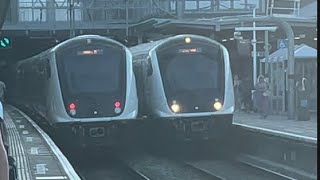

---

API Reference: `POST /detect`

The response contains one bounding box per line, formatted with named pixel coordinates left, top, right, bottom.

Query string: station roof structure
left=130, top=15, right=317, bottom=33
left=261, top=44, right=317, bottom=63
left=0, top=0, right=10, bottom=29
left=298, top=1, right=317, bottom=18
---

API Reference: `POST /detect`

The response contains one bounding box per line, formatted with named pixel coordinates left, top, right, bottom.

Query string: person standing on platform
left=233, top=75, right=241, bottom=112
left=240, top=75, right=252, bottom=112
left=0, top=81, right=6, bottom=103
left=254, top=75, right=270, bottom=119
left=0, top=101, right=9, bottom=180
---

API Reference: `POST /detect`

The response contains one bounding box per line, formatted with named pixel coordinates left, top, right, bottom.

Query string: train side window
left=45, top=59, right=51, bottom=79
left=146, top=56, right=153, bottom=76
left=37, top=59, right=51, bottom=80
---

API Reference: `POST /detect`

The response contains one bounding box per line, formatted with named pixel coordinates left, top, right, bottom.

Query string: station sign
left=277, top=39, right=288, bottom=49
left=0, top=37, right=12, bottom=48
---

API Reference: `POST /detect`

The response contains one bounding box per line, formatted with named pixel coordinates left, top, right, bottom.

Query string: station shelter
left=260, top=44, right=317, bottom=114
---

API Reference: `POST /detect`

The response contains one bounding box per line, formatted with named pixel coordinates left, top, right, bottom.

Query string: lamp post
left=252, top=7, right=257, bottom=85
left=68, top=0, right=75, bottom=38
left=125, top=0, right=129, bottom=37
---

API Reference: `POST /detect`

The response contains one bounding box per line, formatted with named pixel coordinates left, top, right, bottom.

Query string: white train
left=130, top=34, right=234, bottom=141
left=7, top=35, right=138, bottom=146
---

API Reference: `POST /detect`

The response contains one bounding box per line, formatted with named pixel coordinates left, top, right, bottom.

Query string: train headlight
left=185, top=37, right=191, bottom=44
left=171, top=104, right=181, bottom=113
left=171, top=100, right=181, bottom=113
left=213, top=101, right=222, bottom=111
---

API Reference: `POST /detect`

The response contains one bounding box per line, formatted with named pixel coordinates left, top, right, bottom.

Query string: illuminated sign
left=178, top=48, right=202, bottom=53
left=0, top=37, right=12, bottom=48
left=77, top=49, right=103, bottom=55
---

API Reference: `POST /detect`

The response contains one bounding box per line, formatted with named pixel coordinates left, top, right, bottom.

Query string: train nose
left=89, top=127, right=105, bottom=137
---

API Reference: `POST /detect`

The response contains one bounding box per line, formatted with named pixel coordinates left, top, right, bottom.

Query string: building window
left=170, top=0, right=176, bottom=11
left=219, top=0, right=231, bottom=10
left=19, top=0, right=47, bottom=22
left=18, top=0, right=82, bottom=22
left=185, top=1, right=197, bottom=10
left=199, top=1, right=211, bottom=10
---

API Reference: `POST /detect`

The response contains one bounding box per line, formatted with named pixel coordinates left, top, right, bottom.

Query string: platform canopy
left=298, top=1, right=317, bottom=18
left=261, top=44, right=317, bottom=63
left=130, top=15, right=317, bottom=34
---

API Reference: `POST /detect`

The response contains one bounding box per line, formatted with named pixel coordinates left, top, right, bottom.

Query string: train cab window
left=156, top=42, right=225, bottom=112
left=165, top=55, right=219, bottom=91
left=55, top=42, right=127, bottom=118
left=57, top=46, right=124, bottom=94
left=157, top=43, right=224, bottom=94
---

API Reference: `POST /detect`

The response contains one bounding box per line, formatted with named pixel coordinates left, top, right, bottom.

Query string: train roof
left=16, top=35, right=127, bottom=65
left=51, top=35, right=127, bottom=52
left=129, top=39, right=165, bottom=56
left=129, top=34, right=224, bottom=56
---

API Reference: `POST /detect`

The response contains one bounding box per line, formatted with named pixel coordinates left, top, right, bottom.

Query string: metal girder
left=0, top=0, right=10, bottom=30
left=130, top=15, right=316, bottom=33
left=235, top=26, right=278, bottom=32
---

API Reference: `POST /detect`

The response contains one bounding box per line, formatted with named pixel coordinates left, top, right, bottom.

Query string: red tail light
left=69, top=102, right=76, bottom=110
left=114, top=101, right=121, bottom=108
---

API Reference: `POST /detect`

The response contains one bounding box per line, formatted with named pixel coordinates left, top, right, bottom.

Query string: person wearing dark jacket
left=233, top=75, right=241, bottom=112
left=239, top=76, right=253, bottom=112
left=254, top=75, right=270, bottom=118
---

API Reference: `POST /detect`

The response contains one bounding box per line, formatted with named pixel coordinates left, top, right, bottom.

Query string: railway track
left=117, top=152, right=224, bottom=180
left=126, top=167, right=151, bottom=180
left=183, top=161, right=226, bottom=180
left=183, top=159, right=296, bottom=180
left=70, top=135, right=301, bottom=180
left=76, top=161, right=151, bottom=180
left=149, top=140, right=298, bottom=180
left=63, top=148, right=151, bottom=180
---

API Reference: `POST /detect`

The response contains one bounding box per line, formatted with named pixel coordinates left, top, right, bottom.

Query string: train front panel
left=55, top=39, right=127, bottom=119
left=46, top=36, right=138, bottom=146
left=145, top=35, right=234, bottom=141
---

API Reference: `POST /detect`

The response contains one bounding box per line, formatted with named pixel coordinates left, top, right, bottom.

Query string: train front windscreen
left=157, top=39, right=225, bottom=113
left=56, top=41, right=126, bottom=118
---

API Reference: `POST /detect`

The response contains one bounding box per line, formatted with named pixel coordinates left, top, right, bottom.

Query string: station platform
left=233, top=111, right=317, bottom=143
left=3, top=105, right=81, bottom=180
